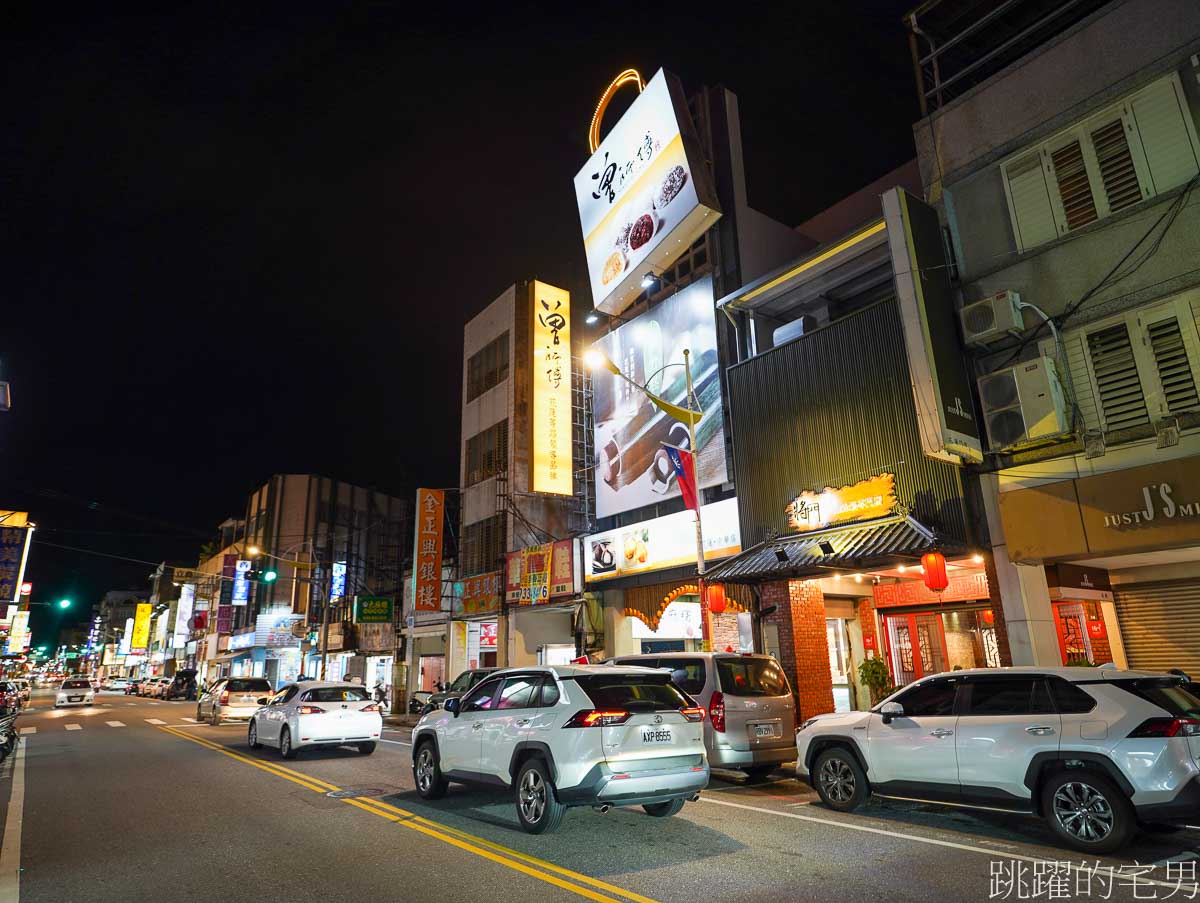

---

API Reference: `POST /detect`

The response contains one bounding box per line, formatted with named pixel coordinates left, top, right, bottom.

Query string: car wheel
left=210, top=709, right=220, bottom=727
left=279, top=727, right=298, bottom=759
left=357, top=742, right=376, bottom=755
left=1042, top=770, right=1134, bottom=854
left=515, top=758, right=566, bottom=834
left=248, top=720, right=261, bottom=750
left=195, top=705, right=202, bottom=721
left=642, top=799, right=685, bottom=818
left=742, top=765, right=776, bottom=782
left=413, top=741, right=448, bottom=800
left=813, top=747, right=869, bottom=812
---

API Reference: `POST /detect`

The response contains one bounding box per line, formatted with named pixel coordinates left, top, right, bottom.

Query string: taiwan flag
left=662, top=444, right=699, bottom=513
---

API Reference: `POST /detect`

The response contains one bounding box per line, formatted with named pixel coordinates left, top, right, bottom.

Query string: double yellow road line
left=158, top=726, right=658, bottom=903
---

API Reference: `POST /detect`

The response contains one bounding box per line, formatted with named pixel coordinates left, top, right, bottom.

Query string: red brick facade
left=762, top=579, right=835, bottom=720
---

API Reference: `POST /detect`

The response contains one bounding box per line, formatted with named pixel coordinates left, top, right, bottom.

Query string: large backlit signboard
left=574, top=69, right=720, bottom=315
left=130, top=602, right=152, bottom=652
left=412, top=489, right=445, bottom=612
left=172, top=584, right=195, bottom=649
left=530, top=280, right=573, bottom=496
left=590, top=276, right=725, bottom=518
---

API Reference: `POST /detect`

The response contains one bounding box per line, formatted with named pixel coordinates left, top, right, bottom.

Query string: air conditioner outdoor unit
left=960, top=290, right=1023, bottom=347
left=977, top=356, right=1068, bottom=451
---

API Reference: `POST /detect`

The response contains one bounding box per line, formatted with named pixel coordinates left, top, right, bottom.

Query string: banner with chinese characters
left=0, top=524, right=31, bottom=605
left=456, top=572, right=502, bottom=616
left=130, top=602, right=153, bottom=652
left=505, top=553, right=522, bottom=604
left=353, top=596, right=394, bottom=624
left=550, top=540, right=574, bottom=596
left=785, top=473, right=897, bottom=533
left=531, top=280, right=573, bottom=497
left=3, top=610, right=29, bottom=654
left=412, top=488, right=445, bottom=612
left=505, top=544, right=576, bottom=605
left=520, top=544, right=552, bottom=604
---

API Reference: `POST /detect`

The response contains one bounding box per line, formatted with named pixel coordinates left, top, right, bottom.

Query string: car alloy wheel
left=415, top=747, right=435, bottom=793
left=1052, top=781, right=1115, bottom=843
left=818, top=755, right=856, bottom=804
left=519, top=767, right=547, bottom=825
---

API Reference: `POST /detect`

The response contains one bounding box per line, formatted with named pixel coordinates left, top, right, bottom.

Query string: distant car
left=13, top=680, right=31, bottom=705
left=198, top=677, right=273, bottom=724
left=55, top=678, right=95, bottom=708
left=422, top=668, right=498, bottom=715
left=103, top=678, right=130, bottom=692
left=140, top=677, right=166, bottom=698
left=248, top=681, right=383, bottom=759
left=125, top=679, right=143, bottom=695
left=0, top=682, right=21, bottom=716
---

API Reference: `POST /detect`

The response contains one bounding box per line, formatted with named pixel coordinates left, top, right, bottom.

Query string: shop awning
left=703, top=515, right=965, bottom=585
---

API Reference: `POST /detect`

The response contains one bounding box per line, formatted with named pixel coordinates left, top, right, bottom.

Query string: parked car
left=164, top=670, right=198, bottom=701
left=103, top=678, right=130, bottom=692
left=14, top=680, right=31, bottom=705
left=140, top=677, right=167, bottom=698
left=198, top=677, right=273, bottom=724
left=796, top=666, right=1200, bottom=854
left=54, top=678, right=95, bottom=708
left=125, top=678, right=143, bottom=695
left=421, top=667, right=498, bottom=715
left=248, top=681, right=383, bottom=758
left=411, top=664, right=710, bottom=834
left=0, top=681, right=21, bottom=716
left=609, top=652, right=795, bottom=779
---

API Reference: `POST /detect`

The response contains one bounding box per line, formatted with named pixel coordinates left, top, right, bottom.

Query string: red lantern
left=706, top=583, right=727, bottom=614
left=920, top=551, right=949, bottom=593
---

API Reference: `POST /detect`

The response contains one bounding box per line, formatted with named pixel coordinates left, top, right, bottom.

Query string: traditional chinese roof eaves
left=703, top=516, right=964, bottom=585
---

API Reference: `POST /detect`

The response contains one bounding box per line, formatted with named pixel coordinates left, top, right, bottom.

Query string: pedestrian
left=373, top=680, right=386, bottom=704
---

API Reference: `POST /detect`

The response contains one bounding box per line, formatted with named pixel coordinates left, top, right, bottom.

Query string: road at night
left=1, top=690, right=1196, bottom=903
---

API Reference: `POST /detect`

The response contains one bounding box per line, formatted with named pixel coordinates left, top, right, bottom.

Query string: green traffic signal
left=58, top=598, right=71, bottom=609
left=263, top=570, right=277, bottom=583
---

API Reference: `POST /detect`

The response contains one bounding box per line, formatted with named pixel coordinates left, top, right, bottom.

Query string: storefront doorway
left=418, top=654, right=445, bottom=692
left=1052, top=601, right=1094, bottom=665
left=882, top=607, right=999, bottom=683
left=825, top=619, right=852, bottom=712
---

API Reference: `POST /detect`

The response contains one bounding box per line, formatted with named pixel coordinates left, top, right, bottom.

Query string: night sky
left=3, top=2, right=918, bottom=643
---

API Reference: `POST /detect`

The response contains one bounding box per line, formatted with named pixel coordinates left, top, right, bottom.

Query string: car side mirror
left=257, top=697, right=269, bottom=706
left=443, top=697, right=461, bottom=716
left=879, top=701, right=904, bottom=724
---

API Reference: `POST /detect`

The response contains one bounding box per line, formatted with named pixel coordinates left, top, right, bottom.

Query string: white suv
left=411, top=664, right=710, bottom=834
left=796, top=667, right=1200, bottom=853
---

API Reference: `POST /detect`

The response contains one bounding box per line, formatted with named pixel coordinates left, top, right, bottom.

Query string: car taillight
left=710, top=691, right=726, bottom=733
left=1129, top=717, right=1200, bottom=738
left=219, top=691, right=229, bottom=704
left=298, top=706, right=325, bottom=715
left=361, top=703, right=382, bottom=713
left=681, top=706, right=706, bottom=723
left=563, top=709, right=631, bottom=728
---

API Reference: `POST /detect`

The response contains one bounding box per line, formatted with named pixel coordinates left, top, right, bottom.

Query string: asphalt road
left=1, top=688, right=1198, bottom=903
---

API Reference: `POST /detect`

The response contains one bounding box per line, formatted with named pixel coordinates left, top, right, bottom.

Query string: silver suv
left=612, top=652, right=795, bottom=778
left=795, top=666, right=1200, bottom=853
left=411, top=664, right=710, bottom=834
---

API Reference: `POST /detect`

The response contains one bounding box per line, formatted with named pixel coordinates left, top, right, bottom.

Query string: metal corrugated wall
left=1113, top=581, right=1200, bottom=674
left=728, top=299, right=971, bottom=548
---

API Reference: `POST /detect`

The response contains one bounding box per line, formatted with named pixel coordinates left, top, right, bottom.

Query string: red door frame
left=879, top=611, right=950, bottom=684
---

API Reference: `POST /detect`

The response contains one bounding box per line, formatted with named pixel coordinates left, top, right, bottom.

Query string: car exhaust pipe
left=592, top=804, right=611, bottom=814
left=689, top=793, right=701, bottom=802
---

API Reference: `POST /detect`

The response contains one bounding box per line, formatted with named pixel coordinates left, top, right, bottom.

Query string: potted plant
left=858, top=655, right=896, bottom=706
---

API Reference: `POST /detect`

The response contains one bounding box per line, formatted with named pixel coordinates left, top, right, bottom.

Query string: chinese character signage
left=573, top=69, right=720, bottom=316
left=0, top=524, right=31, bottom=605
left=505, top=543, right=577, bottom=604
left=330, top=561, right=347, bottom=602
left=785, top=473, right=897, bottom=533
left=119, top=617, right=134, bottom=655
left=590, top=276, right=724, bottom=519
left=584, top=497, right=741, bottom=583
left=479, top=622, right=497, bottom=649
left=130, top=602, right=152, bottom=652
left=520, top=544, right=552, bottom=605
left=3, top=610, right=30, bottom=654
left=172, top=584, right=195, bottom=649
left=412, top=488, right=444, bottom=612
left=550, top=540, right=574, bottom=596
left=233, top=559, right=251, bottom=606
left=531, top=280, right=573, bottom=497
left=456, top=572, right=502, bottom=616
left=353, top=596, right=394, bottom=624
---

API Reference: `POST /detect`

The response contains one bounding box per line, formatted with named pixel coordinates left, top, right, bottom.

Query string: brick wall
left=762, top=579, right=834, bottom=720
left=711, top=612, right=740, bottom=651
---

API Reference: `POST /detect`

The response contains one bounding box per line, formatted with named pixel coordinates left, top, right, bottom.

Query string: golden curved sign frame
left=588, top=68, right=644, bottom=154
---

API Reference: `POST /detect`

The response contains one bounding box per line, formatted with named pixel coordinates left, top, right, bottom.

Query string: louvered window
left=1050, top=140, right=1098, bottom=231
left=1147, top=317, right=1200, bottom=414
left=1003, top=74, right=1199, bottom=253
left=1090, top=118, right=1142, bottom=214
left=1086, top=324, right=1149, bottom=431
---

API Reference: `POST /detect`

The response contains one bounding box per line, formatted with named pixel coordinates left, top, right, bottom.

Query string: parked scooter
left=0, top=712, right=19, bottom=761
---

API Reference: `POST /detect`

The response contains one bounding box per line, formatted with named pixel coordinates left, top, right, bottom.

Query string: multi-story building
left=909, top=0, right=1200, bottom=675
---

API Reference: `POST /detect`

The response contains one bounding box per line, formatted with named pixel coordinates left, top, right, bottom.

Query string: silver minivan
left=611, top=652, right=795, bottom=777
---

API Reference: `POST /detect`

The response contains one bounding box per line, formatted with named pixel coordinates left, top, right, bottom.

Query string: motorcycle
left=0, top=713, right=19, bottom=761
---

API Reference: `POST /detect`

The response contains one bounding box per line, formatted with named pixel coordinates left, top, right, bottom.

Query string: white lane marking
left=17, top=727, right=35, bottom=736
left=126, top=703, right=137, bottom=707
left=144, top=719, right=166, bottom=725
left=181, top=718, right=199, bottom=723
left=698, top=796, right=1185, bottom=890
left=64, top=724, right=82, bottom=731
left=0, top=740, right=28, bottom=899
left=105, top=721, right=125, bottom=728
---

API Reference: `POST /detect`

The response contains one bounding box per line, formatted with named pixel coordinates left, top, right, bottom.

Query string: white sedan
left=55, top=678, right=95, bottom=707
left=247, top=681, right=383, bottom=759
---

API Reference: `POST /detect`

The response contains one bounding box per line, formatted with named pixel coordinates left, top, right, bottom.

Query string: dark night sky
left=2, top=2, right=917, bottom=643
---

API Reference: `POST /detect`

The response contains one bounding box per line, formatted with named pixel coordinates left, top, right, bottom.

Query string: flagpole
left=684, top=349, right=713, bottom=652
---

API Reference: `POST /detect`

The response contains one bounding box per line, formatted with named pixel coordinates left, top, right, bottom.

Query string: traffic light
left=245, top=567, right=277, bottom=584
left=57, top=598, right=71, bottom=609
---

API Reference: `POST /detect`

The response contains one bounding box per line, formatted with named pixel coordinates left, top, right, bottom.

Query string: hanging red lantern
left=921, top=551, right=949, bottom=593
left=706, top=583, right=727, bottom=614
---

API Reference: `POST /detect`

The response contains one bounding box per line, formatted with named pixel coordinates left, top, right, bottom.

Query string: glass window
left=715, top=657, right=789, bottom=697
left=895, top=679, right=958, bottom=717
left=62, top=679, right=91, bottom=689
left=964, top=678, right=1054, bottom=716
left=1047, top=677, right=1098, bottom=713
left=538, top=677, right=560, bottom=707
left=226, top=678, right=271, bottom=692
left=448, top=671, right=475, bottom=693
left=461, top=678, right=500, bottom=712
left=1114, top=679, right=1200, bottom=718
left=302, top=686, right=370, bottom=703
left=573, top=675, right=692, bottom=710
left=496, top=676, right=539, bottom=710
left=660, top=658, right=706, bottom=696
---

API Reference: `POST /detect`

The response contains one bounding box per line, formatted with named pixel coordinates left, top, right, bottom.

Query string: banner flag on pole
left=662, top=444, right=699, bottom=513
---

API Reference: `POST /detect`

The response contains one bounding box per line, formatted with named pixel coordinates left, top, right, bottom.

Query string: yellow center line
left=156, top=727, right=660, bottom=903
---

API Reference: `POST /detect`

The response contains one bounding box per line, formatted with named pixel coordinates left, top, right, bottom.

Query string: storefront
left=450, top=572, right=503, bottom=675
left=504, top=541, right=584, bottom=666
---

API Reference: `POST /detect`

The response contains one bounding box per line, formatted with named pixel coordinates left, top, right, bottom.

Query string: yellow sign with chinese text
left=785, top=473, right=897, bottom=532
left=531, top=281, right=573, bottom=496
left=130, top=602, right=152, bottom=652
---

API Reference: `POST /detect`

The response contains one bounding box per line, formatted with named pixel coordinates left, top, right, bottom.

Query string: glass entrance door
left=883, top=612, right=948, bottom=683
left=825, top=619, right=852, bottom=712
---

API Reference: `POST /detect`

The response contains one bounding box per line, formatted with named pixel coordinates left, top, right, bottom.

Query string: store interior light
left=896, top=565, right=906, bottom=573
left=971, top=554, right=984, bottom=564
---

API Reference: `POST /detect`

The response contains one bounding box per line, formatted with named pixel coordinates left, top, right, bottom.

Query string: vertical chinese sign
left=130, top=602, right=153, bottom=653
left=0, top=515, right=32, bottom=607
left=531, top=281, right=573, bottom=496
left=218, top=554, right=235, bottom=633
left=412, top=489, right=445, bottom=613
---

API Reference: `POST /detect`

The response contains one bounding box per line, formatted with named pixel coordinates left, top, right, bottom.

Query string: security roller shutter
left=1113, top=580, right=1200, bottom=674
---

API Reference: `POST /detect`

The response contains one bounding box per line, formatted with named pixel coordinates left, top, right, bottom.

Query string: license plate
left=641, top=728, right=672, bottom=744
left=68, top=696, right=82, bottom=702
left=754, top=724, right=775, bottom=738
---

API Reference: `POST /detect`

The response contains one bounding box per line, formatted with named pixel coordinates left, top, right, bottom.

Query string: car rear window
left=226, top=679, right=271, bottom=692
left=715, top=657, right=789, bottom=697
left=657, top=659, right=707, bottom=696
left=303, top=686, right=370, bottom=702
left=1113, top=678, right=1200, bottom=718
left=63, top=679, right=91, bottom=689
left=573, top=675, right=693, bottom=710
